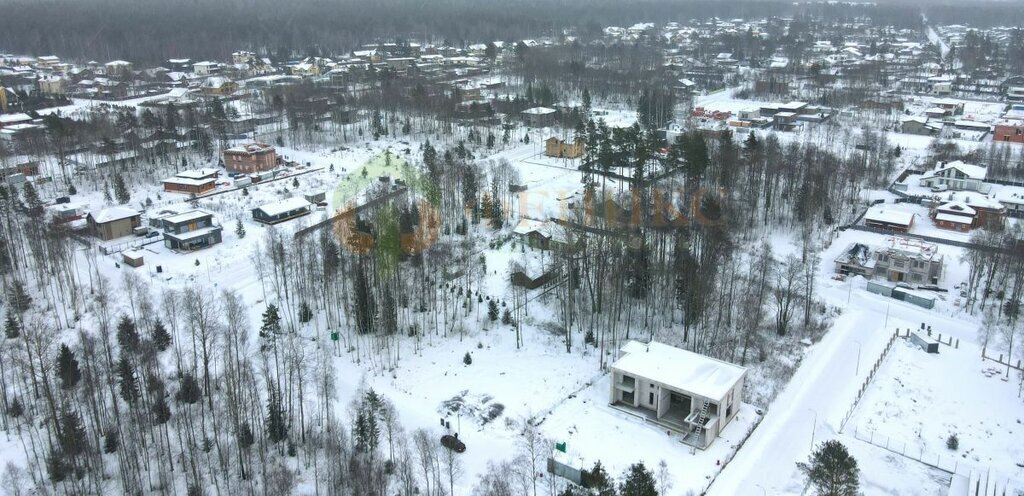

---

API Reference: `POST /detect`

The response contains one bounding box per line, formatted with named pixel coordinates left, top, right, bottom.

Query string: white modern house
left=918, top=160, right=990, bottom=193
left=609, top=340, right=746, bottom=449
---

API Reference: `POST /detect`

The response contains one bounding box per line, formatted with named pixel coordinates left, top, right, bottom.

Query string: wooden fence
left=839, top=329, right=907, bottom=432
left=981, top=350, right=1024, bottom=372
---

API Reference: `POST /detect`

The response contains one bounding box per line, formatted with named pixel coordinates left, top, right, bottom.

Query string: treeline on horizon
left=0, top=0, right=938, bottom=64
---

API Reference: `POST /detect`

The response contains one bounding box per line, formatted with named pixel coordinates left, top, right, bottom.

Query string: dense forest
left=0, top=0, right=939, bottom=64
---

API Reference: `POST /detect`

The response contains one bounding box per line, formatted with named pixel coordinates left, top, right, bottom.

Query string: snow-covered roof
left=90, top=206, right=139, bottom=223
left=256, top=197, right=312, bottom=217
left=864, top=206, right=914, bottom=226
left=612, top=341, right=746, bottom=401
left=931, top=160, right=987, bottom=180
left=935, top=213, right=973, bottom=224
left=175, top=168, right=219, bottom=180
left=162, top=176, right=215, bottom=187
left=225, top=142, right=274, bottom=155
left=953, top=120, right=991, bottom=131
left=936, top=201, right=976, bottom=216
left=522, top=107, right=556, bottom=115
left=162, top=210, right=212, bottom=225
left=122, top=250, right=143, bottom=260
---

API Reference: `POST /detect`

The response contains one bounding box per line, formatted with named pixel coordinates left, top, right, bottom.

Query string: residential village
left=0, top=4, right=1022, bottom=496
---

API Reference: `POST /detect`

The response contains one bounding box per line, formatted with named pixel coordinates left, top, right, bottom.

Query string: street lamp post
left=808, top=408, right=818, bottom=450
left=853, top=340, right=862, bottom=377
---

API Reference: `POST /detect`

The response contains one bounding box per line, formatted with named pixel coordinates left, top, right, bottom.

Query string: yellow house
left=545, top=137, right=585, bottom=159
left=200, top=77, right=239, bottom=96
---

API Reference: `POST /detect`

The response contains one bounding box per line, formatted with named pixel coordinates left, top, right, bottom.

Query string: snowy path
left=707, top=283, right=956, bottom=495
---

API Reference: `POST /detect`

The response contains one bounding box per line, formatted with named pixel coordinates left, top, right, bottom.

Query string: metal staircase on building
left=687, top=399, right=711, bottom=453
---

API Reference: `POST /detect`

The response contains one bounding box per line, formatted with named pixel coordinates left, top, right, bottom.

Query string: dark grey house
left=161, top=210, right=223, bottom=251
left=252, top=197, right=312, bottom=224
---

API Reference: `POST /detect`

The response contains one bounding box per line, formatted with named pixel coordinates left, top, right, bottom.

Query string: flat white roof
left=864, top=206, right=914, bottom=226
left=175, top=168, right=220, bottom=180
left=522, top=107, right=556, bottom=115
left=162, top=176, right=215, bottom=186
left=612, top=341, right=745, bottom=401
left=257, top=197, right=312, bottom=216
left=162, top=210, right=211, bottom=225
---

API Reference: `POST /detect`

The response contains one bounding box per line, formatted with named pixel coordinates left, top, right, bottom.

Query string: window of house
left=726, top=405, right=732, bottom=417
left=649, top=392, right=655, bottom=405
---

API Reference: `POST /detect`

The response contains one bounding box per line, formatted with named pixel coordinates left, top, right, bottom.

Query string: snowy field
left=540, top=375, right=762, bottom=494
left=847, top=337, right=1024, bottom=484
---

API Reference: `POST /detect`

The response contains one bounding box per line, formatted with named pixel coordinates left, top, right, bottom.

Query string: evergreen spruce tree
left=619, top=462, right=658, bottom=496
left=116, top=315, right=140, bottom=353
left=22, top=182, right=43, bottom=215
left=235, top=218, right=246, bottom=239
left=152, top=319, right=172, bottom=351
left=238, top=422, right=255, bottom=450
left=487, top=300, right=499, bottom=321
left=501, top=308, right=513, bottom=325
left=113, top=173, right=130, bottom=204
left=152, top=396, right=172, bottom=424
left=67, top=184, right=77, bottom=195
left=46, top=454, right=67, bottom=482
left=463, top=352, right=473, bottom=365
left=298, top=301, right=313, bottom=323
left=582, top=461, right=616, bottom=496
left=797, top=440, right=860, bottom=496
left=56, top=344, right=82, bottom=390
left=259, top=304, right=283, bottom=350
left=117, top=356, right=139, bottom=404
left=7, top=396, right=23, bottom=418
left=7, top=280, right=32, bottom=312
left=175, top=372, right=202, bottom=405
left=103, top=428, right=119, bottom=453
left=4, top=313, right=20, bottom=338
left=266, top=388, right=287, bottom=443
left=58, top=409, right=89, bottom=458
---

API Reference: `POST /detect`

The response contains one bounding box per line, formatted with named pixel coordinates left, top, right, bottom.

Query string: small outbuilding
left=122, top=250, right=144, bottom=268
left=252, top=197, right=312, bottom=224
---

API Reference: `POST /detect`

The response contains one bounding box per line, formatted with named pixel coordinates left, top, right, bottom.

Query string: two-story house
left=160, top=210, right=223, bottom=251
left=873, top=237, right=943, bottom=285
left=918, top=160, right=990, bottom=193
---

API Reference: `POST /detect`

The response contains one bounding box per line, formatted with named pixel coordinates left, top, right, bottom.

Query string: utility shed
left=910, top=331, right=940, bottom=353
left=122, top=250, right=144, bottom=268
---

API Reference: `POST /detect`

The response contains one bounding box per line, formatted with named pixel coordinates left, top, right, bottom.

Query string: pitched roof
left=90, top=206, right=139, bottom=223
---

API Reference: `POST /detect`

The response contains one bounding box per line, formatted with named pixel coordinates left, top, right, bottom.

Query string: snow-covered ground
left=848, top=338, right=1024, bottom=483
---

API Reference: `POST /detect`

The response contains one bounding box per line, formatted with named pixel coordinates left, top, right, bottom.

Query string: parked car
left=440, top=434, right=465, bottom=453
left=146, top=230, right=161, bottom=239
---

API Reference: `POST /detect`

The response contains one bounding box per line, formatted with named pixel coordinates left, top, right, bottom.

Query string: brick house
left=223, top=143, right=277, bottom=173
left=544, top=137, right=584, bottom=159
left=994, top=119, right=1024, bottom=144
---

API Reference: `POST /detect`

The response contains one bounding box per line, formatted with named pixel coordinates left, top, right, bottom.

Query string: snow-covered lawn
left=540, top=374, right=762, bottom=495
left=847, top=338, right=1024, bottom=482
